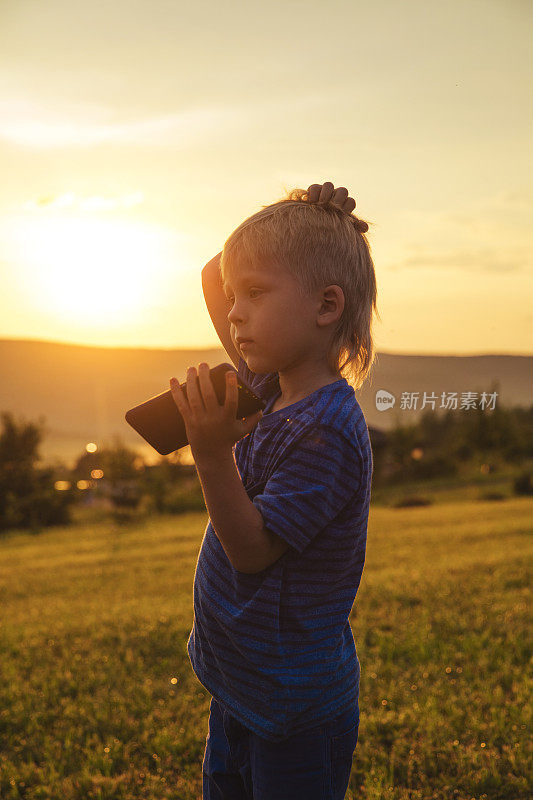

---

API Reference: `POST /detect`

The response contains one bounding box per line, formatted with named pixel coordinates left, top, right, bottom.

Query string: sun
left=11, top=214, right=166, bottom=323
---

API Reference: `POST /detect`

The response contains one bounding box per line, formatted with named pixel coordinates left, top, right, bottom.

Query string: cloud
left=498, top=188, right=533, bottom=207
left=0, top=97, right=245, bottom=149
left=0, top=90, right=348, bottom=149
left=393, top=189, right=533, bottom=273
left=22, top=191, right=144, bottom=211
left=440, top=188, right=533, bottom=231
left=397, top=246, right=530, bottom=273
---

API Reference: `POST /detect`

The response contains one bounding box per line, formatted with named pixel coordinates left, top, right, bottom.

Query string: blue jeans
left=202, top=696, right=360, bottom=800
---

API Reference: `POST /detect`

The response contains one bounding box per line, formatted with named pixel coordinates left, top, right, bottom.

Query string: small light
left=86, top=442, right=98, bottom=453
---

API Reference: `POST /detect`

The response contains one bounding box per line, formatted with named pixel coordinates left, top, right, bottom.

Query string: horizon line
left=0, top=336, right=531, bottom=359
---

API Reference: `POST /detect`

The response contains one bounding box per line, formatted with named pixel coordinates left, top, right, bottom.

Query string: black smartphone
left=124, top=362, right=266, bottom=455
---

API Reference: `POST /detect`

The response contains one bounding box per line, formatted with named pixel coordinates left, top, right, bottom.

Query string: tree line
left=0, top=402, right=532, bottom=534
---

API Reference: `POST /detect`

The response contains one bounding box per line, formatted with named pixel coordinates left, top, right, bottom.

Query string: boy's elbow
left=235, top=526, right=291, bottom=574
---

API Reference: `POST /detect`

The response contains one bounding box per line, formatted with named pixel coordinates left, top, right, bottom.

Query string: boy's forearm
left=201, top=251, right=223, bottom=284
left=194, top=451, right=273, bottom=574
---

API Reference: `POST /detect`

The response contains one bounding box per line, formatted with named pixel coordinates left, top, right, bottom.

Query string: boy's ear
left=317, top=285, right=345, bottom=325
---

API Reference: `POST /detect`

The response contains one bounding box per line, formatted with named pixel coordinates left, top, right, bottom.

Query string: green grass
left=370, top=463, right=529, bottom=507
left=0, top=495, right=531, bottom=799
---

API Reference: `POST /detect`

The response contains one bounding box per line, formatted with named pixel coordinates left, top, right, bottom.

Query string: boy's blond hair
left=220, top=187, right=380, bottom=391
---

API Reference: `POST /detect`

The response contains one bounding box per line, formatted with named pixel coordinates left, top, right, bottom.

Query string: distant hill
left=0, top=339, right=531, bottom=469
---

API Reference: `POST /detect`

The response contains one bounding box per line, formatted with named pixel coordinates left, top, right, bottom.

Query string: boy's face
left=224, top=262, right=324, bottom=375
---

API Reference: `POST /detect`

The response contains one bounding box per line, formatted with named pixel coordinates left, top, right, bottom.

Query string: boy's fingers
left=307, top=183, right=321, bottom=203
left=319, top=181, right=334, bottom=202
left=170, top=378, right=188, bottom=414
left=307, top=183, right=357, bottom=215
left=332, top=186, right=348, bottom=207
left=198, top=363, right=219, bottom=411
left=186, top=367, right=204, bottom=414
left=343, top=196, right=356, bottom=214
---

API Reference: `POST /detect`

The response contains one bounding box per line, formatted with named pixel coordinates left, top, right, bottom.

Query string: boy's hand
left=169, top=364, right=263, bottom=464
left=307, top=182, right=356, bottom=214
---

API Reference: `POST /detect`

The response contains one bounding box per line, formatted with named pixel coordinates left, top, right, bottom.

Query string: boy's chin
left=243, top=351, right=266, bottom=370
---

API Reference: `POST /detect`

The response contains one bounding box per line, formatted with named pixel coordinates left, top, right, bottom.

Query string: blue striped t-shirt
left=187, top=356, right=373, bottom=742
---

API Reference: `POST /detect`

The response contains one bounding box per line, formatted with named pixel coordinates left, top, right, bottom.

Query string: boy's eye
left=226, top=290, right=261, bottom=304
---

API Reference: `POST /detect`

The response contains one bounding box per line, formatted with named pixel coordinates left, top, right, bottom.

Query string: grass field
left=0, top=494, right=531, bottom=799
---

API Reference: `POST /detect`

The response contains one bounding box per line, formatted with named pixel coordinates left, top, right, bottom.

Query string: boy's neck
left=276, top=366, right=342, bottom=407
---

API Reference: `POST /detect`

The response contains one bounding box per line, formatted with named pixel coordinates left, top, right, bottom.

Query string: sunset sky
left=0, top=0, right=531, bottom=356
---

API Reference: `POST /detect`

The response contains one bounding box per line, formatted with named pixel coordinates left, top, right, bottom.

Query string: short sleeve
left=252, top=425, right=363, bottom=554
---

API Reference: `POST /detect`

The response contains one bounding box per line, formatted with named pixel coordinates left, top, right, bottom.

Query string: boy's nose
left=228, top=304, right=244, bottom=323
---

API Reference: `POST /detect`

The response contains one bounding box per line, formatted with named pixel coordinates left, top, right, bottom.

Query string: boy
left=170, top=181, right=378, bottom=799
